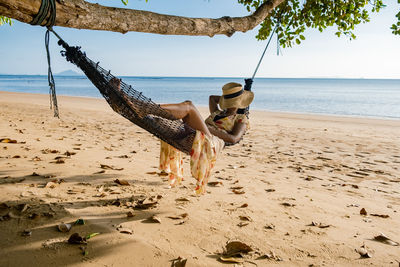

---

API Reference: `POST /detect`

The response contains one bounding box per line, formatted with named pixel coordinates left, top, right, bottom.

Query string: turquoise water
left=1, top=75, right=400, bottom=119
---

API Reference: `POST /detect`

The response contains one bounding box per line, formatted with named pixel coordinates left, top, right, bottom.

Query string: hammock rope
left=31, top=0, right=59, bottom=117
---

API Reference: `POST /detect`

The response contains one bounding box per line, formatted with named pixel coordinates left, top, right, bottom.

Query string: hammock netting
left=57, top=40, right=196, bottom=154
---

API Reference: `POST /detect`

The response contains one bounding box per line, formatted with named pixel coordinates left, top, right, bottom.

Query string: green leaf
left=86, top=232, right=100, bottom=240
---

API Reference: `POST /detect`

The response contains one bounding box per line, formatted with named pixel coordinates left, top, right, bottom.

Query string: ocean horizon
left=1, top=74, right=400, bottom=120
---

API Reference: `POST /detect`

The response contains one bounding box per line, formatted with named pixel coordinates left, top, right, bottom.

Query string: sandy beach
left=0, top=91, right=399, bottom=266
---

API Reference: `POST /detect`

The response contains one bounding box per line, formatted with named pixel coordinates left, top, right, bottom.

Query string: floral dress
left=159, top=111, right=249, bottom=194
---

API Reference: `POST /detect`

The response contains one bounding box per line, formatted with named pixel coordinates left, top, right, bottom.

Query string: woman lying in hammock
left=110, top=79, right=253, bottom=194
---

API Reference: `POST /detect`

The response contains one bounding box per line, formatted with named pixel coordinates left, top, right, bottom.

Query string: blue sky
left=0, top=0, right=399, bottom=78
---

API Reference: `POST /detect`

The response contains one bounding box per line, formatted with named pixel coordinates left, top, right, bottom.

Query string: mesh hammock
left=57, top=39, right=196, bottom=154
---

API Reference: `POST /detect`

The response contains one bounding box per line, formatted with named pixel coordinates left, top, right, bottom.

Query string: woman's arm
left=209, top=95, right=221, bottom=114
left=207, top=122, right=247, bottom=144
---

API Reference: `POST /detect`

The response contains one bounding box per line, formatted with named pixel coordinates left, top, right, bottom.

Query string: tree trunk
left=0, top=0, right=285, bottom=36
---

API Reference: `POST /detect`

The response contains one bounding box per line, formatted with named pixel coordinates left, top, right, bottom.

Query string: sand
left=0, top=91, right=399, bottom=266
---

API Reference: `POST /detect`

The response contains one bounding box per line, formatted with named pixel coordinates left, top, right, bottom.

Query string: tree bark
left=0, top=0, right=285, bottom=36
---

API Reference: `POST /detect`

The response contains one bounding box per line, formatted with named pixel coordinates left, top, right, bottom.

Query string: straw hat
left=218, top=82, right=254, bottom=109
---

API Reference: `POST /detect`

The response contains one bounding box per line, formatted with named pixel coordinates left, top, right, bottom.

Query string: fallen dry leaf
left=175, top=197, right=190, bottom=202
left=281, top=202, right=296, bottom=207
left=239, top=203, right=248, bottom=208
left=45, top=182, right=57, bottom=189
left=264, top=224, right=275, bottom=230
left=232, top=189, right=245, bottom=195
left=265, top=188, right=276, bottom=192
left=208, top=181, right=223, bottom=187
left=41, top=149, right=59, bottom=154
left=356, top=245, right=372, bottom=258
left=310, top=221, right=330, bottom=228
left=54, top=159, right=65, bottom=164
left=145, top=215, right=161, bottom=223
left=57, top=223, right=72, bottom=233
left=370, top=214, right=390, bottom=218
left=134, top=202, right=158, bottom=210
left=219, top=256, right=244, bottom=263
left=167, top=213, right=188, bottom=220
left=0, top=138, right=17, bottom=143
left=239, top=216, right=252, bottom=222
left=100, top=164, right=124, bottom=171
left=118, top=228, right=133, bottom=235
left=170, top=256, right=187, bottom=267
left=237, top=222, right=249, bottom=227
left=224, top=241, right=253, bottom=256
left=360, top=208, right=368, bottom=215
left=373, top=233, right=399, bottom=246
left=230, top=186, right=243, bottom=190
left=127, top=211, right=135, bottom=218
left=64, top=151, right=76, bottom=156
left=68, top=233, right=87, bottom=244
left=114, top=179, right=130, bottom=186
left=146, top=171, right=157, bottom=175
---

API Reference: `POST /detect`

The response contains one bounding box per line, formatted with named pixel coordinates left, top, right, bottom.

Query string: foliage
left=0, top=16, right=12, bottom=26
left=238, top=0, right=399, bottom=47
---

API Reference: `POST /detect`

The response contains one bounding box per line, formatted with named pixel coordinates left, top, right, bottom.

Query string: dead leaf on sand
left=144, top=215, right=161, bottom=223
left=264, top=224, right=275, bottom=230
left=373, top=233, right=399, bottom=246
left=265, top=188, right=276, bottom=192
left=94, top=170, right=106, bottom=174
left=64, top=151, right=76, bottom=156
left=239, top=216, right=252, bottom=222
left=127, top=211, right=135, bottom=218
left=100, top=164, right=124, bottom=171
left=239, top=203, right=248, bottom=208
left=114, top=179, right=130, bottom=186
left=133, top=201, right=158, bottom=210
left=370, top=214, right=390, bottom=218
left=309, top=221, right=330, bottom=228
left=281, top=202, right=296, bottom=207
left=232, top=189, right=245, bottom=195
left=360, top=208, right=368, bottom=216
left=21, top=229, right=32, bottom=237
left=45, top=182, right=57, bottom=189
left=167, top=213, right=188, bottom=220
left=57, top=223, right=72, bottom=233
left=230, top=186, right=243, bottom=190
left=41, top=149, right=59, bottom=154
left=118, top=228, right=133, bottom=235
left=219, top=256, right=244, bottom=263
left=224, top=240, right=253, bottom=257
left=356, top=245, right=372, bottom=258
left=0, top=138, right=17, bottom=143
left=53, top=158, right=65, bottom=164
left=146, top=171, right=157, bottom=175
left=170, top=256, right=187, bottom=267
left=175, top=197, right=190, bottom=202
left=237, top=222, right=249, bottom=227
left=68, top=233, right=87, bottom=244
left=208, top=181, right=223, bottom=187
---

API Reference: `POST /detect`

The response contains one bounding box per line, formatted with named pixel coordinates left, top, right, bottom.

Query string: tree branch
left=0, top=0, right=286, bottom=36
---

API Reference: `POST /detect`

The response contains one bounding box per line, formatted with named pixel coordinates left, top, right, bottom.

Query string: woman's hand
left=209, top=95, right=221, bottom=114
left=207, top=122, right=247, bottom=144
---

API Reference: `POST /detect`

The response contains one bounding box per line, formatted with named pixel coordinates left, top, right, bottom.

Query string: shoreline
left=2, top=90, right=400, bottom=123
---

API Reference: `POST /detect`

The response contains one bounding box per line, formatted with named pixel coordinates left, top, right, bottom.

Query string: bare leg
left=161, top=101, right=211, bottom=136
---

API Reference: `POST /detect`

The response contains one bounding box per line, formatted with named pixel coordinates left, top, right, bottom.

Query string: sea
left=1, top=75, right=400, bottom=120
